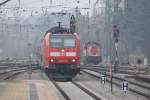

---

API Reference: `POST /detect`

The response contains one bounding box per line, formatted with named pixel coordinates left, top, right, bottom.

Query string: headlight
left=50, top=52, right=60, bottom=56
left=72, top=59, right=76, bottom=62
left=50, top=59, right=54, bottom=62
left=66, top=52, right=76, bottom=56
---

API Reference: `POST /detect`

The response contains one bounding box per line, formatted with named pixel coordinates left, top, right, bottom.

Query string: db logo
left=61, top=49, right=65, bottom=56
left=61, top=52, right=65, bottom=56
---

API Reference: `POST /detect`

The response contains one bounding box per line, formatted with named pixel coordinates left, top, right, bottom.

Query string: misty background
left=0, top=0, right=150, bottom=64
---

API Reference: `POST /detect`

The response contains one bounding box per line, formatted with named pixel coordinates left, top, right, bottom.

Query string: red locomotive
left=83, top=41, right=102, bottom=64
left=40, top=24, right=80, bottom=80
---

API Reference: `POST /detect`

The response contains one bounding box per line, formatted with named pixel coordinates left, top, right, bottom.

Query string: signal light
left=115, top=38, right=119, bottom=43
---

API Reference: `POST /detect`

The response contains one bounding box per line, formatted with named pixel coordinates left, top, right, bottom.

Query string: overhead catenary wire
left=0, top=0, right=11, bottom=6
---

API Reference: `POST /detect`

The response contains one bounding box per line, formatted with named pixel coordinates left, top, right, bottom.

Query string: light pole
left=75, top=0, right=80, bottom=32
left=70, top=15, right=76, bottom=33
left=87, top=0, right=90, bottom=38
left=27, top=43, right=32, bottom=79
left=113, top=25, right=119, bottom=73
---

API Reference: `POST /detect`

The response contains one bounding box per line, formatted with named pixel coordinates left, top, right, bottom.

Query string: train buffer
left=0, top=80, right=62, bottom=100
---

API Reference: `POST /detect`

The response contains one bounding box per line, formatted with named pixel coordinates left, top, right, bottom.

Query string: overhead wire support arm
left=0, top=0, right=11, bottom=6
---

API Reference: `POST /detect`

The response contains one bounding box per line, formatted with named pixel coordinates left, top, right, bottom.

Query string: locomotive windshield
left=50, top=38, right=62, bottom=48
left=64, top=39, right=75, bottom=48
left=50, top=35, right=76, bottom=48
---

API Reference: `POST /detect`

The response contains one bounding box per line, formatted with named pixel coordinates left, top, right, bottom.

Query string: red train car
left=42, top=26, right=80, bottom=80
left=83, top=41, right=102, bottom=64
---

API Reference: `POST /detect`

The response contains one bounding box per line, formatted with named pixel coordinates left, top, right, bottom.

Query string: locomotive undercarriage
left=86, top=56, right=102, bottom=64
left=45, top=64, right=80, bottom=81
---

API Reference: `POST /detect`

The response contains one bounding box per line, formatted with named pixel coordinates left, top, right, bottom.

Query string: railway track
left=0, top=69, right=26, bottom=80
left=82, top=69, right=150, bottom=99
left=0, top=62, right=38, bottom=68
left=84, top=68, right=150, bottom=89
left=81, top=64, right=147, bottom=75
left=0, top=58, right=38, bottom=67
left=127, top=75, right=150, bottom=84
left=0, top=65, right=39, bottom=80
left=49, top=78, right=103, bottom=100
left=0, top=58, right=39, bottom=80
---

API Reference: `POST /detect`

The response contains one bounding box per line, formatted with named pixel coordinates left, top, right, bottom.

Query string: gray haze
left=0, top=0, right=150, bottom=64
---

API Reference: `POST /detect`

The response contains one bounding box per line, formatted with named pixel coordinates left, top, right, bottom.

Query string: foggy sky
left=1, top=0, right=96, bottom=16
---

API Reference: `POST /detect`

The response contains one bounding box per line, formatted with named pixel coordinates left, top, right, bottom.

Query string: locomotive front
left=43, top=27, right=80, bottom=80
left=83, top=41, right=102, bottom=64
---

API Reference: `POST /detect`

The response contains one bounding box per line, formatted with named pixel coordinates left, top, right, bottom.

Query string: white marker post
left=144, top=57, right=148, bottom=72
left=122, top=81, right=128, bottom=94
left=101, top=74, right=106, bottom=86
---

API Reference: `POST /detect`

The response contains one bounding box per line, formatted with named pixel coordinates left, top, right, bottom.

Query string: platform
left=0, top=80, right=61, bottom=100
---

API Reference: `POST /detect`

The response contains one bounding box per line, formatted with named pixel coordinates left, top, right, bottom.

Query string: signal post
left=113, top=25, right=119, bottom=73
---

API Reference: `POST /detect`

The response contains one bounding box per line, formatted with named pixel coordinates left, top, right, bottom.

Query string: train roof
left=45, top=26, right=79, bottom=38
left=44, top=23, right=80, bottom=39
left=86, top=41, right=100, bottom=45
left=84, top=41, right=101, bottom=49
left=47, top=26, right=69, bottom=34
